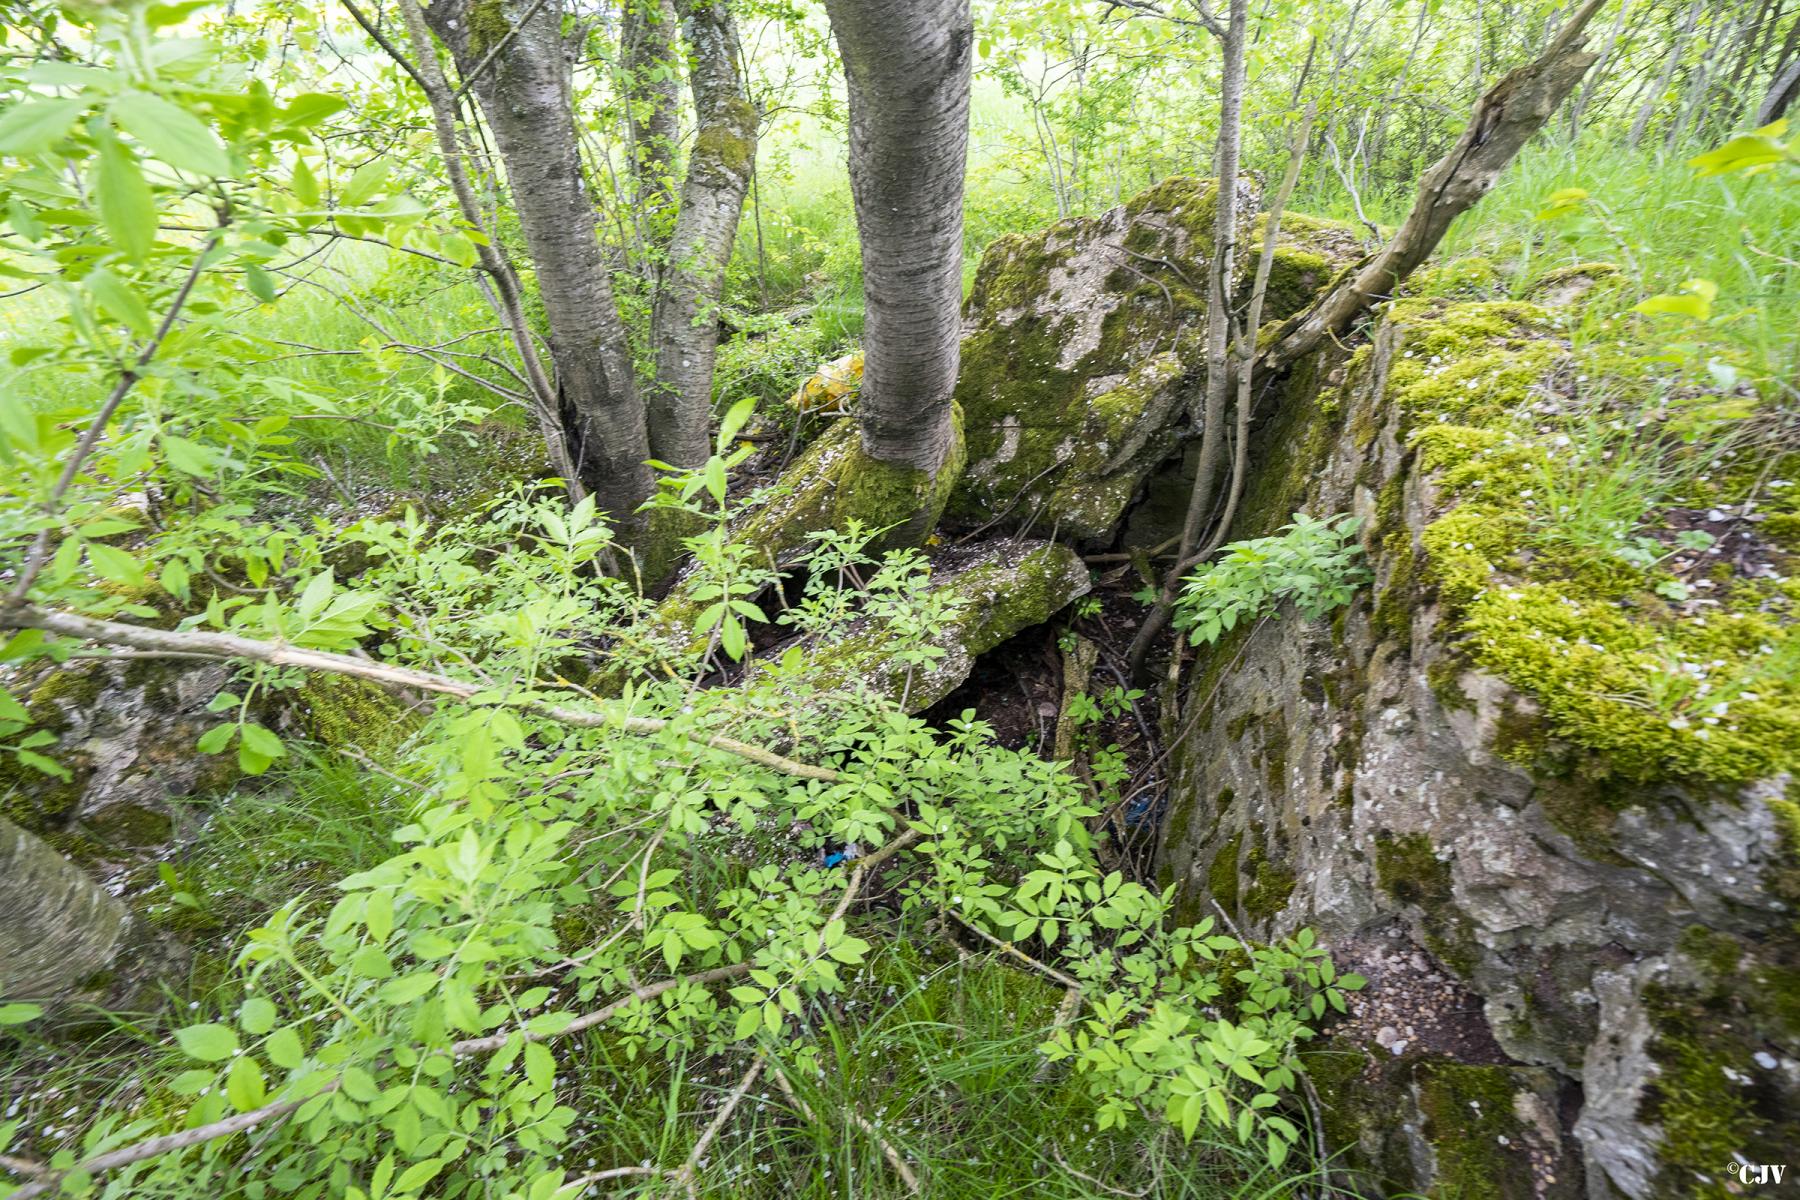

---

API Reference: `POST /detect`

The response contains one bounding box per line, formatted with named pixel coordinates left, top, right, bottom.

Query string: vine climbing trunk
left=823, top=0, right=973, bottom=480
left=645, top=0, right=760, bottom=470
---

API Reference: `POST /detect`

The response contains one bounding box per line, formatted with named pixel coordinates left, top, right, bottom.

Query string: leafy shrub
left=1175, top=514, right=1370, bottom=647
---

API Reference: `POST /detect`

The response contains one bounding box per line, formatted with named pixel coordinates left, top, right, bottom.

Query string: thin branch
left=2, top=962, right=753, bottom=1200
left=768, top=1062, right=922, bottom=1195
left=8, top=229, right=220, bottom=604
left=0, top=603, right=840, bottom=782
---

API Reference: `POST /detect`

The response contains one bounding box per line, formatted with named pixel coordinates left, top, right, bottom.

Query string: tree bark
left=0, top=816, right=131, bottom=1002
left=429, top=0, right=656, bottom=536
left=1755, top=51, right=1800, bottom=123
left=1125, top=0, right=1250, bottom=680
left=645, top=0, right=759, bottom=469
left=1627, top=0, right=1701, bottom=146
left=823, top=0, right=973, bottom=476
left=620, top=0, right=682, bottom=224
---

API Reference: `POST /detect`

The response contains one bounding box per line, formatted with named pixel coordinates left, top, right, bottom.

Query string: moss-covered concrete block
left=946, top=178, right=1362, bottom=544
left=751, top=539, right=1091, bottom=712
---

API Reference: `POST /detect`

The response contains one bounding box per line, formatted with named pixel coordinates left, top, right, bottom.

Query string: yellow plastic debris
left=787, top=350, right=863, bottom=416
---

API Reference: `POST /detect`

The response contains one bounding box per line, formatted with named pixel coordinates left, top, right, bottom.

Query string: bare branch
left=0, top=603, right=841, bottom=782
left=1261, top=0, right=1610, bottom=372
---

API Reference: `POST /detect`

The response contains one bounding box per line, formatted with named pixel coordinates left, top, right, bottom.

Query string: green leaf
left=291, top=155, right=321, bottom=208
left=244, top=264, right=276, bottom=303
left=395, top=1158, right=446, bottom=1192
left=238, top=996, right=277, bottom=1035
left=0, top=98, right=87, bottom=155
left=196, top=723, right=235, bottom=754
left=341, top=159, right=389, bottom=207
left=1687, top=127, right=1792, bottom=177
left=160, top=434, right=219, bottom=476
left=0, top=1002, right=44, bottom=1026
left=280, top=93, right=348, bottom=128
left=239, top=723, right=286, bottom=761
left=225, top=1054, right=267, bottom=1112
left=175, top=1022, right=240, bottom=1062
left=379, top=972, right=439, bottom=1005
left=113, top=93, right=231, bottom=176
left=87, top=541, right=146, bottom=586
left=93, top=130, right=156, bottom=261
left=14, top=750, right=69, bottom=780
left=266, top=1026, right=303, bottom=1069
left=85, top=267, right=154, bottom=337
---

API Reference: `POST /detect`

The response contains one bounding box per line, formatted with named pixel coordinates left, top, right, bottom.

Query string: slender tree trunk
left=1264, top=0, right=1609, bottom=373
left=823, top=0, right=973, bottom=475
left=1568, top=0, right=1632, bottom=138
left=1367, top=2, right=1431, bottom=183
left=1757, top=53, right=1800, bottom=121
left=1724, top=0, right=1779, bottom=115
left=1629, top=0, right=1702, bottom=146
left=436, top=0, right=656, bottom=534
left=1755, top=15, right=1800, bottom=123
left=645, top=0, right=759, bottom=470
left=620, top=0, right=682, bottom=225
left=1126, top=0, right=1250, bottom=679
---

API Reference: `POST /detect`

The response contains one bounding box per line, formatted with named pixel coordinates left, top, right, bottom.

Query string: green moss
left=1260, top=718, right=1289, bottom=794
left=1639, top=929, right=1800, bottom=1197
left=290, top=675, right=418, bottom=755
left=1371, top=533, right=1418, bottom=643
left=1386, top=299, right=1799, bottom=793
left=691, top=112, right=755, bottom=181
left=84, top=802, right=173, bottom=849
left=1207, top=831, right=1243, bottom=915
left=1426, top=658, right=1473, bottom=713
left=1402, top=256, right=1502, bottom=300
left=1763, top=512, right=1800, bottom=551
left=1242, top=836, right=1295, bottom=921
left=1768, top=796, right=1800, bottom=907
left=1413, top=1062, right=1533, bottom=1200
left=467, top=0, right=510, bottom=53
left=1374, top=832, right=1478, bottom=977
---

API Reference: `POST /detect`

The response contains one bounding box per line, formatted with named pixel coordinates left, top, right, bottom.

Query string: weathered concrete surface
left=1156, top=304, right=1799, bottom=1200
left=946, top=177, right=1359, bottom=545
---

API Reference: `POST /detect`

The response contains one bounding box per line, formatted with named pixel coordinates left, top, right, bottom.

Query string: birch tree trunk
left=645, top=0, right=759, bottom=470
left=823, top=0, right=973, bottom=477
left=0, top=816, right=131, bottom=1002
left=442, top=0, right=657, bottom=537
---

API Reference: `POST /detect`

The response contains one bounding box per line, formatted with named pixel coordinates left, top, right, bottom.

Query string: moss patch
left=1374, top=832, right=1478, bottom=977
left=1639, top=928, right=1800, bottom=1198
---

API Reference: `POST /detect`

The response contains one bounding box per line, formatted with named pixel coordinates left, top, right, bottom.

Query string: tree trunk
left=645, top=0, right=759, bottom=470
left=823, top=0, right=973, bottom=476
left=0, top=816, right=131, bottom=1002
left=1628, top=0, right=1701, bottom=146
left=448, top=0, right=657, bottom=535
left=620, top=0, right=682, bottom=225
left=1756, top=33, right=1800, bottom=123
left=1124, top=0, right=1250, bottom=679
